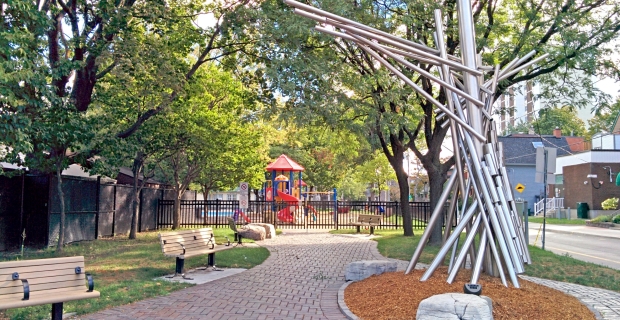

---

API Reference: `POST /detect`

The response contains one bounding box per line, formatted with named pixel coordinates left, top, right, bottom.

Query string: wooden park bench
left=351, top=214, right=383, bottom=235
left=159, top=228, right=234, bottom=279
left=0, top=256, right=100, bottom=320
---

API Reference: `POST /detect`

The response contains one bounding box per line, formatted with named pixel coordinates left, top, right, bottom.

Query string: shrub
left=601, top=197, right=619, bottom=210
left=613, top=215, right=620, bottom=224
left=591, top=215, right=612, bottom=223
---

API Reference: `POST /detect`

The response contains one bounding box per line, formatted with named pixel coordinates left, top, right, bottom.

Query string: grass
left=365, top=228, right=620, bottom=293
left=525, top=246, right=620, bottom=292
left=0, top=228, right=269, bottom=320
left=527, top=217, right=587, bottom=225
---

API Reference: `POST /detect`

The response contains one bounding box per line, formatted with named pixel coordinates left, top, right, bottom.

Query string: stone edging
left=337, top=281, right=359, bottom=320
left=585, top=221, right=616, bottom=228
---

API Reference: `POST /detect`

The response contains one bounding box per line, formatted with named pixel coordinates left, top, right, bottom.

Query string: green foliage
left=589, top=98, right=620, bottom=135
left=529, top=106, right=587, bottom=137
left=601, top=197, right=619, bottom=210
left=591, top=215, right=612, bottom=223
left=613, top=215, right=620, bottom=224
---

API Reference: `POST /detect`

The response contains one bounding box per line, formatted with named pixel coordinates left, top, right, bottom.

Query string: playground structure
left=285, top=0, right=538, bottom=288
left=264, top=154, right=321, bottom=223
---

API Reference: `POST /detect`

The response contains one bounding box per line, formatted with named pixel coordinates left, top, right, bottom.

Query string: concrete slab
left=159, top=268, right=247, bottom=285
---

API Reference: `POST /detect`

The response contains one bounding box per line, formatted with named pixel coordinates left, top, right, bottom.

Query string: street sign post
left=239, top=182, right=249, bottom=209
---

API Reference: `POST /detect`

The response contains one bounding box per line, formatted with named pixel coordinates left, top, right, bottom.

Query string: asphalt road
left=527, top=225, right=620, bottom=270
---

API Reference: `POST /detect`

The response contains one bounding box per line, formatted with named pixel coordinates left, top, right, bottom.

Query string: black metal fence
left=157, top=200, right=456, bottom=230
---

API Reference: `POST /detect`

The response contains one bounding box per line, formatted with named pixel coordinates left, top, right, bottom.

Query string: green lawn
left=527, top=217, right=587, bottom=225
left=0, top=229, right=269, bottom=320
left=361, top=228, right=620, bottom=293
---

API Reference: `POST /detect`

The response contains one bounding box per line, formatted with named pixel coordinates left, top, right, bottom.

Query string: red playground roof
left=266, top=154, right=305, bottom=172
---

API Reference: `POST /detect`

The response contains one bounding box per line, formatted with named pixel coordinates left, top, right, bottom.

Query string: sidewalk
left=527, top=222, right=620, bottom=240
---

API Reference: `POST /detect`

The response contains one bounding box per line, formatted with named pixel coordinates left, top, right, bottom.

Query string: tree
left=531, top=106, right=587, bottom=137
left=589, top=98, right=620, bottom=135
left=154, top=63, right=265, bottom=229
left=230, top=0, right=620, bottom=242
left=355, top=150, right=397, bottom=201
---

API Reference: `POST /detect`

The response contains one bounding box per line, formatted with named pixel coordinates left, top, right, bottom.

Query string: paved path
left=83, top=229, right=620, bottom=320
left=84, top=230, right=388, bottom=320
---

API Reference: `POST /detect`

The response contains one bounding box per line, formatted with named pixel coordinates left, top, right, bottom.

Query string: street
left=527, top=223, right=620, bottom=270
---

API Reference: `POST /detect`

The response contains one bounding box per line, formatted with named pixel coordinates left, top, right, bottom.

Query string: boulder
left=249, top=223, right=276, bottom=239
left=345, top=260, right=397, bottom=281
left=238, top=225, right=266, bottom=241
left=416, top=293, right=493, bottom=320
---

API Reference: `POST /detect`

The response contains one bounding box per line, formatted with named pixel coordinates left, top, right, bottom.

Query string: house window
left=532, top=141, right=544, bottom=148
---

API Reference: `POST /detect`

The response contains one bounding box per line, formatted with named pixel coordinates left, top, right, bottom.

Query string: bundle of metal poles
left=284, top=0, right=546, bottom=288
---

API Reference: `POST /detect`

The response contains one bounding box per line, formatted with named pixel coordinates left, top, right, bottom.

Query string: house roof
left=265, top=154, right=305, bottom=172
left=498, top=134, right=574, bottom=165
left=118, top=167, right=164, bottom=185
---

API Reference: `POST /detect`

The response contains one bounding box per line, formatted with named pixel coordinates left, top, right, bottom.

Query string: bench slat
left=0, top=289, right=100, bottom=310
left=0, top=256, right=84, bottom=269
left=0, top=261, right=86, bottom=278
left=0, top=278, right=87, bottom=296
left=162, top=245, right=234, bottom=258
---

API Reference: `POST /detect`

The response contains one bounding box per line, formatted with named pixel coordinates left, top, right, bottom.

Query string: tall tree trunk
left=396, top=171, right=413, bottom=236
left=427, top=168, right=446, bottom=245
left=55, top=166, right=65, bottom=252
left=129, top=152, right=145, bottom=239
left=387, top=152, right=414, bottom=236
left=173, top=187, right=182, bottom=229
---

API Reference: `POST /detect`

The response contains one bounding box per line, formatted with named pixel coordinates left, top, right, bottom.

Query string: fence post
left=333, top=188, right=338, bottom=229
left=94, top=176, right=100, bottom=239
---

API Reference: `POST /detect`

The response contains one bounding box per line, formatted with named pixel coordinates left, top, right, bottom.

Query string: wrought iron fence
left=157, top=200, right=456, bottom=230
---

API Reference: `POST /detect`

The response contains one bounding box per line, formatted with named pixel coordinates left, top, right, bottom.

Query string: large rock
left=249, top=223, right=276, bottom=239
left=238, top=225, right=266, bottom=241
left=416, top=293, right=493, bottom=320
left=345, top=260, right=397, bottom=281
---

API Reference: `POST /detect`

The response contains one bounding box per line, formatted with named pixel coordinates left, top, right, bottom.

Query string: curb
left=337, top=281, right=359, bottom=320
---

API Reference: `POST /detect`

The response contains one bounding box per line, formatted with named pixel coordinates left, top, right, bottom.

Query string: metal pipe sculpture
left=284, top=0, right=543, bottom=287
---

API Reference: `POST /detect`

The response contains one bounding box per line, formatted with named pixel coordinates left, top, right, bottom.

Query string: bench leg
left=234, top=233, right=244, bottom=246
left=356, top=226, right=360, bottom=233
left=370, top=226, right=375, bottom=235
left=51, top=302, right=63, bottom=320
left=208, top=253, right=223, bottom=271
left=165, top=257, right=193, bottom=280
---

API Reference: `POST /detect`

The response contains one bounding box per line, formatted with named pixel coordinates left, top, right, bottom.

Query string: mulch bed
left=345, top=267, right=595, bottom=319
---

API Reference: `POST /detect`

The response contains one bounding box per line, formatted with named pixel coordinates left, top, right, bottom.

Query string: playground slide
left=277, top=190, right=300, bottom=203
left=276, top=191, right=299, bottom=222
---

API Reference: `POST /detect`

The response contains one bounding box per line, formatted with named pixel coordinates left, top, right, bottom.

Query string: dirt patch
left=345, top=267, right=595, bottom=320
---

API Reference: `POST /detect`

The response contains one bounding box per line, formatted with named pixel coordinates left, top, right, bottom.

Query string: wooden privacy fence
left=157, top=200, right=456, bottom=230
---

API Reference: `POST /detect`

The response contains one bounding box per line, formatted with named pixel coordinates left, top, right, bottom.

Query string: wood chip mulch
left=345, top=267, right=595, bottom=320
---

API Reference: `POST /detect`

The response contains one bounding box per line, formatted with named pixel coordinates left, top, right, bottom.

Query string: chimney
left=553, top=126, right=561, bottom=138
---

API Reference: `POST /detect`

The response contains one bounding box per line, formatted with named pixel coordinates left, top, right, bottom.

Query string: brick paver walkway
left=83, top=229, right=620, bottom=320
left=84, top=230, right=385, bottom=320
left=521, top=275, right=620, bottom=320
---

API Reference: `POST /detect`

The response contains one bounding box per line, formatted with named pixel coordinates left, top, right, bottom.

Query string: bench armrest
left=75, top=266, right=95, bottom=292
left=178, top=243, right=186, bottom=255
left=86, top=274, right=95, bottom=292
left=12, top=272, right=30, bottom=301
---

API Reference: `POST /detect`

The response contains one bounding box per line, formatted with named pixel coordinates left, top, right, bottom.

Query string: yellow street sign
left=515, top=183, right=525, bottom=193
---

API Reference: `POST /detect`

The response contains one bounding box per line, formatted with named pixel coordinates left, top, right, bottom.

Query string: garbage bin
left=577, top=202, right=589, bottom=219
